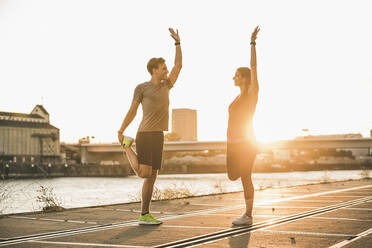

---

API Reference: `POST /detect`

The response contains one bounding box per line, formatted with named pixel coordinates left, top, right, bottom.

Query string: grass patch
left=36, top=185, right=65, bottom=212
left=0, top=180, right=12, bottom=214
left=130, top=184, right=195, bottom=202
left=213, top=179, right=228, bottom=193
left=0, top=180, right=22, bottom=215
left=319, top=170, right=331, bottom=184
left=360, top=167, right=371, bottom=179
left=152, top=185, right=193, bottom=201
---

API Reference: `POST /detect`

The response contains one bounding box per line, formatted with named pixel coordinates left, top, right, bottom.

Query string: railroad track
left=1, top=185, right=371, bottom=247
left=154, top=195, right=372, bottom=247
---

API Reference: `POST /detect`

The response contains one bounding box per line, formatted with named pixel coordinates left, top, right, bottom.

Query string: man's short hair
left=147, top=57, right=166, bottom=75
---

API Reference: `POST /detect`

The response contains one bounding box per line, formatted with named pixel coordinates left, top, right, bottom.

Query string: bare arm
left=117, top=100, right=140, bottom=142
left=249, top=26, right=260, bottom=94
left=168, top=28, right=183, bottom=85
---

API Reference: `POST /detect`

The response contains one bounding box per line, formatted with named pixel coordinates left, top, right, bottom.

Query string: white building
left=171, top=108, right=197, bottom=141
left=0, top=105, right=60, bottom=164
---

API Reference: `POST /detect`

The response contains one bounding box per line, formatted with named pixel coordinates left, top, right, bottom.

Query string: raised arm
left=168, top=28, right=183, bottom=85
left=249, top=26, right=260, bottom=94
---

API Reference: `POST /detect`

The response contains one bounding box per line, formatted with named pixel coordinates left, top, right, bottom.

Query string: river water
left=0, top=170, right=370, bottom=215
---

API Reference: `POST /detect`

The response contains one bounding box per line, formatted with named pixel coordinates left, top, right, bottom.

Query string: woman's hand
left=251, top=26, right=260, bottom=43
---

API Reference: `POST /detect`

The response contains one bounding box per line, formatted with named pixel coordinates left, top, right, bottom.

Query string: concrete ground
left=0, top=179, right=371, bottom=248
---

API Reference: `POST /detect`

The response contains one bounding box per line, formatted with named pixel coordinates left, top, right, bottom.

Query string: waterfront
left=0, top=170, right=370, bottom=215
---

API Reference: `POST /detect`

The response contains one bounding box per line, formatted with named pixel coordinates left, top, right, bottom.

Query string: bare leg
left=232, top=174, right=254, bottom=225
left=241, top=175, right=254, bottom=217
left=123, top=146, right=139, bottom=175
left=123, top=146, right=153, bottom=178
left=141, top=170, right=158, bottom=214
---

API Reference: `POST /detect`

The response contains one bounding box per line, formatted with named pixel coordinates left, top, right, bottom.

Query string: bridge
left=79, top=138, right=372, bottom=164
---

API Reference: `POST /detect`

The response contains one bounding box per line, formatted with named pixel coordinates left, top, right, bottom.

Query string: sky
left=1, top=0, right=372, bottom=143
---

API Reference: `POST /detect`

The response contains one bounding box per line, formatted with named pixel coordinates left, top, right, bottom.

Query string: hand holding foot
left=118, top=132, right=124, bottom=146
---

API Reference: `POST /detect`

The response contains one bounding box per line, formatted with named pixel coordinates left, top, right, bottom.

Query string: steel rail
left=154, top=196, right=372, bottom=248
left=1, top=186, right=371, bottom=247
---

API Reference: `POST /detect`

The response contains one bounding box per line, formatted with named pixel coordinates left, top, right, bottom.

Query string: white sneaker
left=232, top=214, right=253, bottom=226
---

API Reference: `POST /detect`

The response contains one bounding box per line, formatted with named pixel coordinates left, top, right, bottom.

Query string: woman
left=227, top=26, right=260, bottom=226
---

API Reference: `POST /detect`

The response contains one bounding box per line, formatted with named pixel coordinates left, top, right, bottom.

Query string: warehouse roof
left=0, top=112, right=44, bottom=119
left=0, top=120, right=59, bottom=129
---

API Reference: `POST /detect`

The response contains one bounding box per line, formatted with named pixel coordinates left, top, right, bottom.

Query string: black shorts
left=226, top=142, right=257, bottom=181
left=136, top=131, right=164, bottom=170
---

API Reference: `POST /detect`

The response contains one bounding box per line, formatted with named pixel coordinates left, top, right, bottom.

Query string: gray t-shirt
left=133, top=80, right=173, bottom=132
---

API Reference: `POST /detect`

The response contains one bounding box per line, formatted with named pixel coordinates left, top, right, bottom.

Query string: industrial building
left=0, top=105, right=60, bottom=165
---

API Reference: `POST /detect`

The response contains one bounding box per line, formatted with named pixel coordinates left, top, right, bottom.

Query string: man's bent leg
left=141, top=170, right=158, bottom=214
left=138, top=164, right=153, bottom=178
left=123, top=146, right=153, bottom=178
left=123, top=146, right=140, bottom=175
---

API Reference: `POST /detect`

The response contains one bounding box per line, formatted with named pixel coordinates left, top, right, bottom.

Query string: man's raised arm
left=168, top=28, right=182, bottom=85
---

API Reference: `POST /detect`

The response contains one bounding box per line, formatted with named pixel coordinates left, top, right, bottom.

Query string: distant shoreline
left=1, top=161, right=371, bottom=180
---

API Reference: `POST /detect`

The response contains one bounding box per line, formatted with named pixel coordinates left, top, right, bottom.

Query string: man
left=117, top=28, right=182, bottom=225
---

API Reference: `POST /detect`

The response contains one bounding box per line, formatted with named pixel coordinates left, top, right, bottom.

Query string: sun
left=253, top=122, right=301, bottom=144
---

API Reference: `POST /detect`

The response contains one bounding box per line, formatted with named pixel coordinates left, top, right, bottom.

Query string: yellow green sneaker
left=121, top=136, right=134, bottom=148
left=138, top=213, right=162, bottom=225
